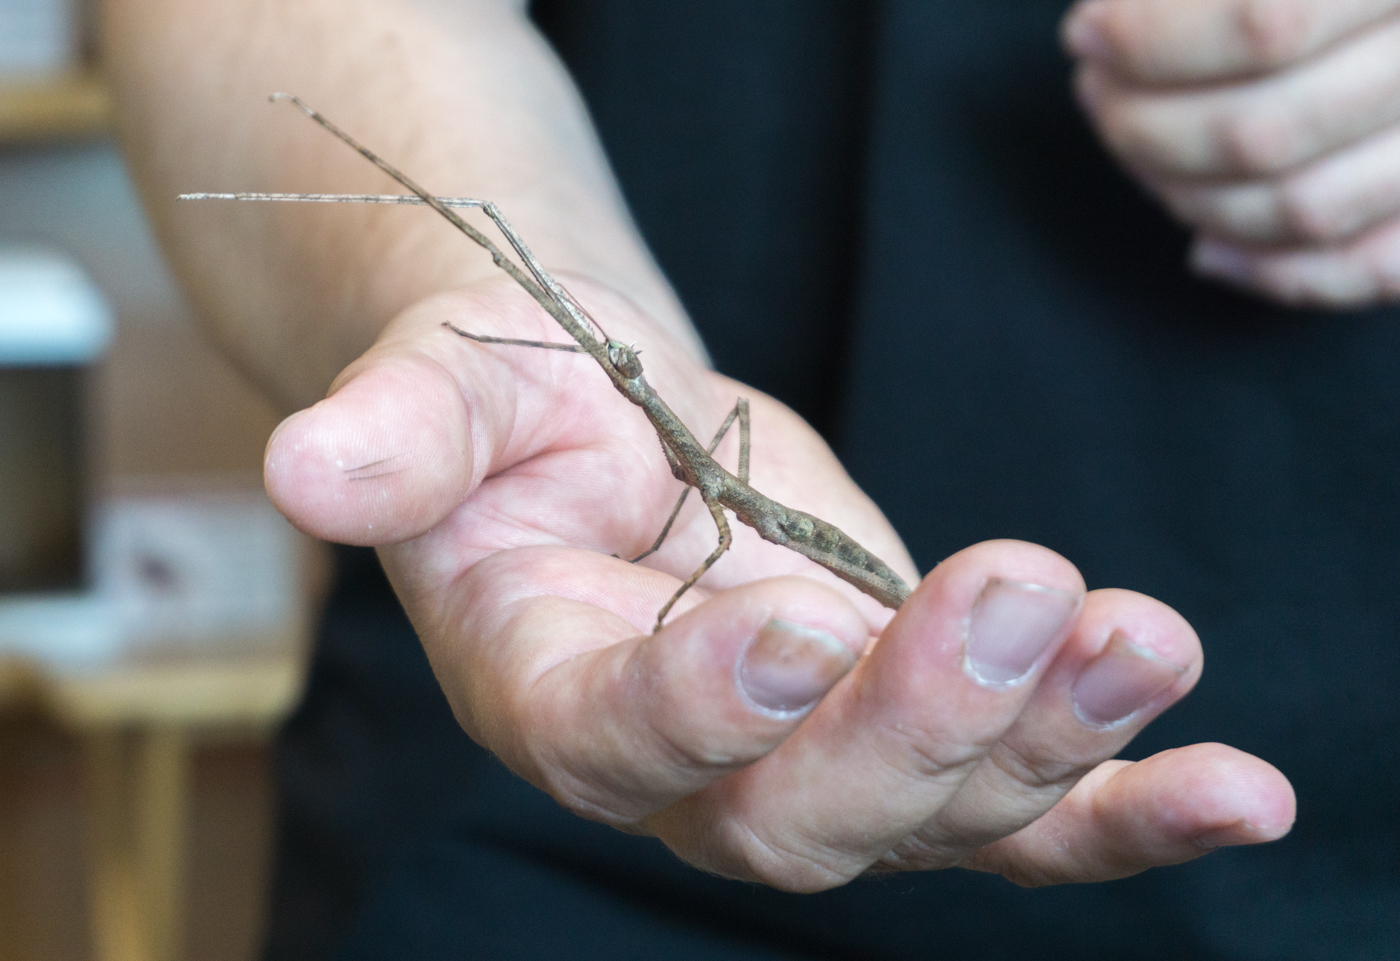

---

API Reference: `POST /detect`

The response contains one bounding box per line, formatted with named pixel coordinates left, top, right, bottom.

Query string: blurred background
left=0, top=0, right=317, bottom=958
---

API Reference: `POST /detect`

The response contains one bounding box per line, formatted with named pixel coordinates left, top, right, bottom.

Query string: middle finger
left=879, top=588, right=1200, bottom=871
left=1081, top=14, right=1400, bottom=178
left=648, top=540, right=1086, bottom=891
left=1152, top=121, right=1400, bottom=244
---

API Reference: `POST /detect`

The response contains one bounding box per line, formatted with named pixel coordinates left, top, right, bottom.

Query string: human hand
left=264, top=275, right=1294, bottom=890
left=1063, top=0, right=1400, bottom=307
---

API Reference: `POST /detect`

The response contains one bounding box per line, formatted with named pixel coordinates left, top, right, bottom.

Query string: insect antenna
left=264, top=93, right=608, bottom=344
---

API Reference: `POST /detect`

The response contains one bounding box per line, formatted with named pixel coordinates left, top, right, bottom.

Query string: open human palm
left=263, top=274, right=1294, bottom=890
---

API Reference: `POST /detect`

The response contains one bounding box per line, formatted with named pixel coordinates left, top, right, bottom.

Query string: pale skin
left=1064, top=0, right=1400, bottom=306
left=103, top=0, right=1304, bottom=891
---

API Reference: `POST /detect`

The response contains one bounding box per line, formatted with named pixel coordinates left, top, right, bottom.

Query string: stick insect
left=182, top=93, right=912, bottom=632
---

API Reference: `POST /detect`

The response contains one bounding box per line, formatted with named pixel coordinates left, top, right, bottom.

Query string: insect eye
left=607, top=340, right=645, bottom=378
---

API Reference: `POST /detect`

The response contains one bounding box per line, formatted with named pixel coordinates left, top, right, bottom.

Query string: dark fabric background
left=263, top=3, right=1400, bottom=959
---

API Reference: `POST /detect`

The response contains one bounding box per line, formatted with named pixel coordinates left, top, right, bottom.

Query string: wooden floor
left=0, top=724, right=276, bottom=961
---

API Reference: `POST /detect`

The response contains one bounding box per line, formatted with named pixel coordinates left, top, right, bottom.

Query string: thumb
left=262, top=278, right=565, bottom=545
left=263, top=275, right=705, bottom=547
left=263, top=342, right=478, bottom=545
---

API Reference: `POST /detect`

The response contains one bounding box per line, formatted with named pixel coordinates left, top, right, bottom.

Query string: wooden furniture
left=0, top=648, right=304, bottom=961
left=0, top=43, right=303, bottom=961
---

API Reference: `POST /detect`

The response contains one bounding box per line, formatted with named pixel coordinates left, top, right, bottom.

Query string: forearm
left=102, top=0, right=696, bottom=410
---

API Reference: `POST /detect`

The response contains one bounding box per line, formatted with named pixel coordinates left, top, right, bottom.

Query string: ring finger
left=878, top=588, right=1200, bottom=870
left=1079, top=14, right=1400, bottom=179
left=1152, top=121, right=1400, bottom=244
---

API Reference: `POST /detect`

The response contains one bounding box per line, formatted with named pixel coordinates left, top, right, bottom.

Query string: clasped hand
left=264, top=275, right=1293, bottom=891
left=1065, top=0, right=1400, bottom=307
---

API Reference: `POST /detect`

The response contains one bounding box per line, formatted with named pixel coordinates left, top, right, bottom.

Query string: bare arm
left=102, top=0, right=700, bottom=410
left=101, top=0, right=1293, bottom=891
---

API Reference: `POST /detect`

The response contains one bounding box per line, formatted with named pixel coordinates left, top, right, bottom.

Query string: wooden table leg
left=83, top=727, right=189, bottom=961
left=136, top=727, right=187, bottom=961
left=85, top=730, right=144, bottom=961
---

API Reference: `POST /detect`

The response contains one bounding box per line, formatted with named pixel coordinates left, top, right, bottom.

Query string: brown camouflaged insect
left=182, top=93, right=912, bottom=632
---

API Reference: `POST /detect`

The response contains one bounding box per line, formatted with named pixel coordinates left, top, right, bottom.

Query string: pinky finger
left=957, top=743, right=1295, bottom=887
left=1191, top=216, right=1400, bottom=308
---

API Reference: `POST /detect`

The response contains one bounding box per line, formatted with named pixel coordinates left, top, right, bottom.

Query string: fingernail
left=965, top=579, right=1079, bottom=687
left=1191, top=239, right=1255, bottom=284
left=738, top=619, right=858, bottom=714
left=1072, top=630, right=1188, bottom=727
left=1063, top=3, right=1111, bottom=60
left=1192, top=821, right=1251, bottom=850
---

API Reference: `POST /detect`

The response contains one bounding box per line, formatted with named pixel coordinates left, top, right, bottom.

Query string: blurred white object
left=0, top=246, right=112, bottom=365
left=89, top=489, right=299, bottom=643
left=0, top=592, right=122, bottom=668
left=0, top=489, right=302, bottom=670
left=0, top=0, right=78, bottom=79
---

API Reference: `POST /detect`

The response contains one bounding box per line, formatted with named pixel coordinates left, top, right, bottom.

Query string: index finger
left=1063, top=0, right=1400, bottom=84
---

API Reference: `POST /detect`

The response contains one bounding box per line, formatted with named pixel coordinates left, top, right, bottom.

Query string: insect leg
left=441, top=321, right=586, bottom=353
left=652, top=495, right=732, bottom=632
left=631, top=398, right=747, bottom=563
left=736, top=398, right=750, bottom=484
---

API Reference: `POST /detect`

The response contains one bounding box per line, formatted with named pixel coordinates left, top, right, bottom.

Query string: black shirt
left=264, top=4, right=1400, bottom=959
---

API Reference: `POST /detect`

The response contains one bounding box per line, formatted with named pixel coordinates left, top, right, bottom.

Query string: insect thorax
left=606, top=340, right=644, bottom=379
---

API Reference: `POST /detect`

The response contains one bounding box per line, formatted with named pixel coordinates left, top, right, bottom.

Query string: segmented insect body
left=182, top=94, right=914, bottom=630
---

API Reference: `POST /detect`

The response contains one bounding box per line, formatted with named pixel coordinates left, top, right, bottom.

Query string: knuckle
left=513, top=706, right=645, bottom=827
left=535, top=759, right=645, bottom=828
left=974, top=851, right=1063, bottom=889
left=722, top=822, right=857, bottom=892
left=1097, top=98, right=1206, bottom=176
left=874, top=719, right=988, bottom=784
left=1153, top=181, right=1228, bottom=232
left=1251, top=269, right=1312, bottom=306
left=503, top=700, right=554, bottom=774
left=1274, top=181, right=1349, bottom=243
left=1237, top=0, right=1314, bottom=68
left=634, top=658, right=761, bottom=773
left=1219, top=112, right=1300, bottom=175
left=649, top=713, right=747, bottom=773
left=1248, top=256, right=1367, bottom=307
left=1377, top=247, right=1400, bottom=298
left=876, top=832, right=964, bottom=873
left=986, top=739, right=1089, bottom=794
left=1313, top=264, right=1384, bottom=307
left=1095, top=100, right=1151, bottom=161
